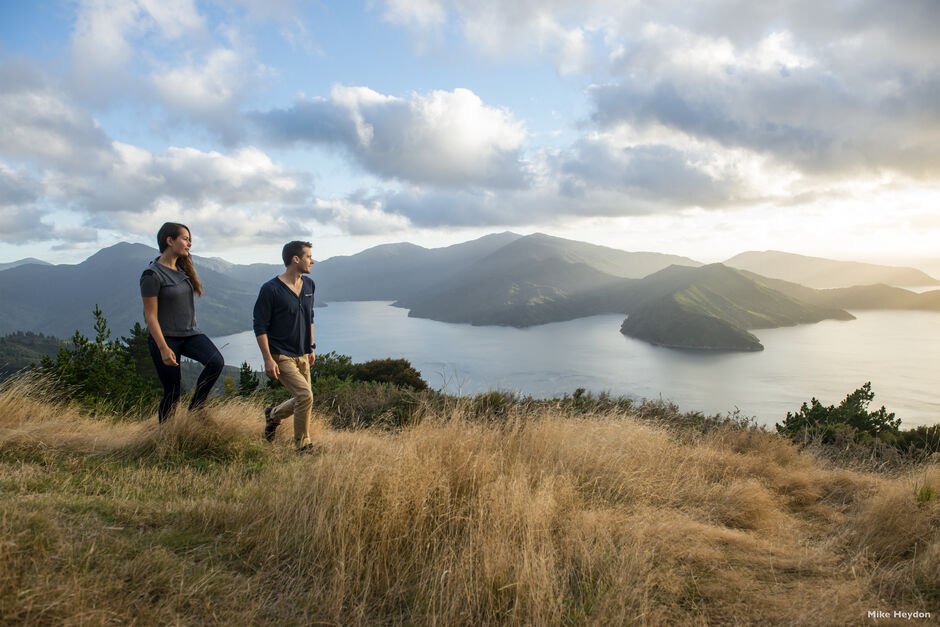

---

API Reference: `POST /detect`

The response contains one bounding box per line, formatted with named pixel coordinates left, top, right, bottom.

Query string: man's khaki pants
left=270, top=354, right=312, bottom=448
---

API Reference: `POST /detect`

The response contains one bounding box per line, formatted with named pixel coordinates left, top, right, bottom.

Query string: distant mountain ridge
left=309, top=232, right=524, bottom=302
left=394, top=233, right=698, bottom=326
left=0, top=243, right=283, bottom=337
left=724, top=250, right=939, bottom=288
left=0, top=258, right=51, bottom=272
left=1, top=235, right=938, bottom=352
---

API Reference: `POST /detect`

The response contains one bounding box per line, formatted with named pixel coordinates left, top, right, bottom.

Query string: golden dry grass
left=1, top=377, right=938, bottom=625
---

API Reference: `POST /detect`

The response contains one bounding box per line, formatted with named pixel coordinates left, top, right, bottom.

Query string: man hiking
left=253, top=240, right=317, bottom=452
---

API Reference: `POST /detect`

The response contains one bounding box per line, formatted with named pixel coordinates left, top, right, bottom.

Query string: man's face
left=295, top=247, right=314, bottom=273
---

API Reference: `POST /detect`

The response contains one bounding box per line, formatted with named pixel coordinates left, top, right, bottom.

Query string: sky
left=1, top=0, right=938, bottom=271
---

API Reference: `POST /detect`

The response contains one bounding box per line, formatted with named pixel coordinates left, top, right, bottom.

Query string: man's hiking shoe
left=263, top=406, right=278, bottom=442
left=297, top=443, right=322, bottom=455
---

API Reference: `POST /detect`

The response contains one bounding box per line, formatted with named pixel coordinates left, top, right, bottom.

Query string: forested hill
left=393, top=233, right=699, bottom=326
left=0, top=332, right=66, bottom=379
left=618, top=264, right=855, bottom=351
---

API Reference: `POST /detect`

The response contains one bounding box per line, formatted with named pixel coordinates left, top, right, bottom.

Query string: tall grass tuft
left=1, top=376, right=937, bottom=624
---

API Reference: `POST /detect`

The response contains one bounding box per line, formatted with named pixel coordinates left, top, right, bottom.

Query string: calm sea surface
left=214, top=301, right=940, bottom=428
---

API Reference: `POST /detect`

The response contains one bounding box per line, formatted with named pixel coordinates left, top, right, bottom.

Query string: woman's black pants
left=147, top=333, right=224, bottom=423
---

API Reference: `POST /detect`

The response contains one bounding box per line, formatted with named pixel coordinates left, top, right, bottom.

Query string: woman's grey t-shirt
left=140, top=260, right=201, bottom=337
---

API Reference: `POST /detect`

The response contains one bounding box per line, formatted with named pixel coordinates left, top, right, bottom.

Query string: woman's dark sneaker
left=263, top=406, right=278, bottom=442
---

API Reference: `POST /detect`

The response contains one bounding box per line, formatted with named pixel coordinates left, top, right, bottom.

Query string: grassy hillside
left=1, top=378, right=937, bottom=624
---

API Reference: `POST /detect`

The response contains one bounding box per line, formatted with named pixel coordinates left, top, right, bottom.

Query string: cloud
left=556, top=136, right=745, bottom=207
left=589, top=26, right=940, bottom=178
left=382, top=0, right=593, bottom=74
left=67, top=0, right=276, bottom=142
left=0, top=204, right=98, bottom=246
left=382, top=0, right=447, bottom=29
left=0, top=62, right=114, bottom=171
left=307, top=195, right=413, bottom=236
left=150, top=42, right=271, bottom=144
left=254, top=86, right=529, bottom=188
left=0, top=164, right=43, bottom=208
left=44, top=142, right=313, bottom=217
left=70, top=0, right=204, bottom=104
left=383, top=1, right=940, bottom=68
left=0, top=61, right=318, bottom=247
left=0, top=206, right=54, bottom=243
left=0, top=164, right=55, bottom=244
left=315, top=178, right=670, bottom=233
left=383, top=0, right=940, bottom=179
left=106, top=200, right=311, bottom=250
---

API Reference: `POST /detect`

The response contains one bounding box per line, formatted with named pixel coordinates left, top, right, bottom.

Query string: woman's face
left=166, top=229, right=192, bottom=257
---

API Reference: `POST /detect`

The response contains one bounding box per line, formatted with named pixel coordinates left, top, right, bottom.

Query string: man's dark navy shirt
left=252, top=276, right=315, bottom=357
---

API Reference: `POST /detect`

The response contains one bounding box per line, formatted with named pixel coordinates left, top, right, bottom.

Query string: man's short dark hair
left=282, top=240, right=312, bottom=266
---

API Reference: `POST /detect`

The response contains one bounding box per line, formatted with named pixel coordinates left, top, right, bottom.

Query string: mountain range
left=1, top=233, right=938, bottom=351
left=0, top=243, right=282, bottom=338
left=724, top=250, right=938, bottom=288
left=0, top=258, right=51, bottom=272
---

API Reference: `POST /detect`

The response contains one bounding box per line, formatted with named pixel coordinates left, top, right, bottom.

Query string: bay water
left=214, top=301, right=940, bottom=428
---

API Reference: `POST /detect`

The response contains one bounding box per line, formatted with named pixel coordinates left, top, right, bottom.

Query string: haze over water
left=214, top=301, right=940, bottom=429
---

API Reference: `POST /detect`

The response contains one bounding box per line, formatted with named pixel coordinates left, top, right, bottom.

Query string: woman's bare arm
left=142, top=296, right=179, bottom=367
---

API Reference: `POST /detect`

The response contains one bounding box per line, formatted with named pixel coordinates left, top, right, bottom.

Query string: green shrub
left=315, top=379, right=426, bottom=430
left=309, top=351, right=428, bottom=391
left=236, top=361, right=260, bottom=396
left=776, top=383, right=940, bottom=462
left=36, top=306, right=160, bottom=415
left=352, top=358, right=427, bottom=390
left=776, top=382, right=900, bottom=442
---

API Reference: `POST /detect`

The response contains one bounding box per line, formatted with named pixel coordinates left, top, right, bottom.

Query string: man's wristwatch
left=310, top=343, right=316, bottom=351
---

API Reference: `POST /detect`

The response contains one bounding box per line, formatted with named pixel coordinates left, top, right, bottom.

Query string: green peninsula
left=618, top=265, right=855, bottom=351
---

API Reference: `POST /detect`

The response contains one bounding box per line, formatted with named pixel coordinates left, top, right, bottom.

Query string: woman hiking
left=140, top=222, right=224, bottom=423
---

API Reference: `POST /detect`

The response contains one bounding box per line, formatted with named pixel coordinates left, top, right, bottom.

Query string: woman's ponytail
left=176, top=253, right=203, bottom=296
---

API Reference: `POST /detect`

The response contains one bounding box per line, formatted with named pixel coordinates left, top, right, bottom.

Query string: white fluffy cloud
left=383, top=0, right=593, bottom=74
left=0, top=205, right=97, bottom=245
left=383, top=0, right=940, bottom=180
left=46, top=142, right=311, bottom=215
left=0, top=62, right=114, bottom=172
left=0, top=163, right=98, bottom=245
left=150, top=43, right=271, bottom=144
left=0, top=164, right=42, bottom=208
left=254, top=86, right=529, bottom=188
left=70, top=0, right=205, bottom=103
left=308, top=195, right=413, bottom=236
left=68, top=0, right=275, bottom=142
left=382, top=0, right=446, bottom=29
left=590, top=25, right=940, bottom=179
left=0, top=61, right=317, bottom=246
